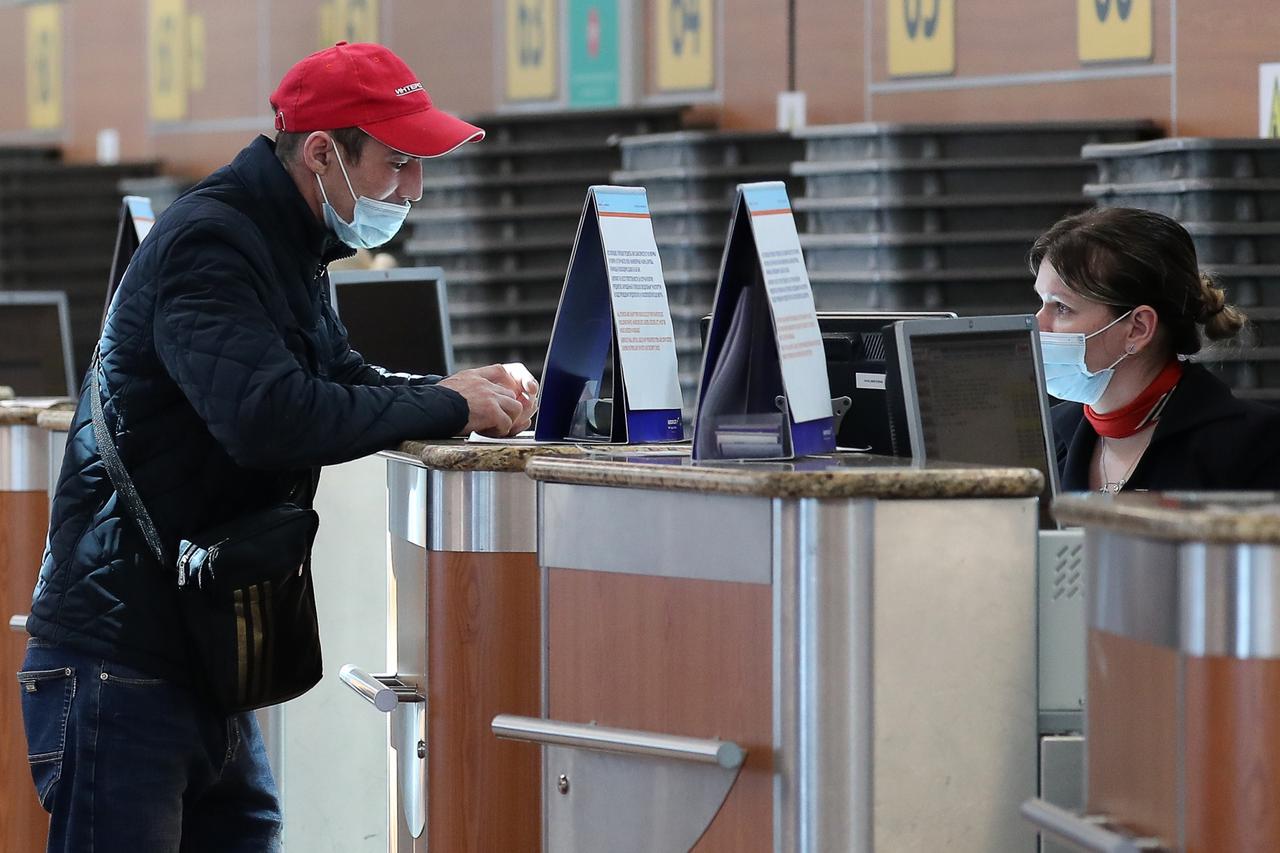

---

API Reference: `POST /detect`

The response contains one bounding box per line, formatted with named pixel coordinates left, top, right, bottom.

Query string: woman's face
left=1033, top=258, right=1131, bottom=372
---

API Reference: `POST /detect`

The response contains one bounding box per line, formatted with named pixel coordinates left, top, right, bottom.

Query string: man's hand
left=437, top=363, right=539, bottom=437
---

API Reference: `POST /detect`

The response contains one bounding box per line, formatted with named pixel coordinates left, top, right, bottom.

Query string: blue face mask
left=316, top=139, right=411, bottom=249
left=1038, top=309, right=1133, bottom=405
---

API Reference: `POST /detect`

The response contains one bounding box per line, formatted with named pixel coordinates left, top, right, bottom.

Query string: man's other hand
left=438, top=363, right=539, bottom=437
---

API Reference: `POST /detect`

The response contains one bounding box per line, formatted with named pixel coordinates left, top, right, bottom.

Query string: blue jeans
left=16, top=639, right=282, bottom=853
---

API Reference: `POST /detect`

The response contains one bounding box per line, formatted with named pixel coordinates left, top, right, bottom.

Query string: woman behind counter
left=1032, top=206, right=1280, bottom=492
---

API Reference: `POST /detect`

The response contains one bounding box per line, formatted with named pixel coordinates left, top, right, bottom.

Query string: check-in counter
left=512, top=453, right=1043, bottom=852
left=2, top=398, right=72, bottom=853
left=365, top=440, right=595, bottom=852
left=1026, top=492, right=1280, bottom=853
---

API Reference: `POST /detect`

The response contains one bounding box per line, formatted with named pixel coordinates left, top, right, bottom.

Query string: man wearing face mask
left=1032, top=207, right=1280, bottom=493
left=18, top=43, right=535, bottom=852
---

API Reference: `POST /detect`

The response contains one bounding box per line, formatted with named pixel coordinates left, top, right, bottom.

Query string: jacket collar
left=228, top=136, right=355, bottom=270
left=1058, top=362, right=1245, bottom=489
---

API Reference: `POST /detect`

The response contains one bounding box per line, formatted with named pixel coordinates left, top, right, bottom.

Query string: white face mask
left=315, top=138, right=411, bottom=249
left=1038, top=309, right=1134, bottom=405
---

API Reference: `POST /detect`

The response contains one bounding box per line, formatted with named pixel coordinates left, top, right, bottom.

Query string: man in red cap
left=18, top=43, right=533, bottom=852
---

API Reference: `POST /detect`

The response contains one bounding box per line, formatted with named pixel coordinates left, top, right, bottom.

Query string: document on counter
left=535, top=185, right=685, bottom=445
left=692, top=181, right=835, bottom=461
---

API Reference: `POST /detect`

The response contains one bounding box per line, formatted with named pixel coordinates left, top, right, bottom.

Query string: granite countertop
left=0, top=398, right=74, bottom=427
left=0, top=386, right=13, bottom=401
left=1054, top=492, right=1280, bottom=544
left=386, top=438, right=692, bottom=473
left=36, top=408, right=75, bottom=431
left=524, top=453, right=1044, bottom=500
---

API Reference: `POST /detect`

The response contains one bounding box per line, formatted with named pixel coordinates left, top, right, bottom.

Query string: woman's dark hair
left=1029, top=207, right=1246, bottom=355
left=273, top=127, right=368, bottom=167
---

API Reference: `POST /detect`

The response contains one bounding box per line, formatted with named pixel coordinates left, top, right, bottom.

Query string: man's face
left=322, top=134, right=423, bottom=222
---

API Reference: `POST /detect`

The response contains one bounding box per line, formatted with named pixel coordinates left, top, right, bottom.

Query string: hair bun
left=1197, top=272, right=1247, bottom=340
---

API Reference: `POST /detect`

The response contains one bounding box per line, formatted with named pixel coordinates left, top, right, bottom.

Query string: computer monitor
left=885, top=314, right=1059, bottom=527
left=329, top=267, right=455, bottom=377
left=0, top=291, right=75, bottom=397
left=699, top=310, right=955, bottom=454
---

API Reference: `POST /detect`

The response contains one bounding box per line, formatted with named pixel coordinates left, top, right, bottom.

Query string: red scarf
left=1084, top=360, right=1184, bottom=439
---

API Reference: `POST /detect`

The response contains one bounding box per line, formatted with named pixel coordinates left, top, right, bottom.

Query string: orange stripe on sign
left=750, top=208, right=791, bottom=216
left=598, top=211, right=651, bottom=219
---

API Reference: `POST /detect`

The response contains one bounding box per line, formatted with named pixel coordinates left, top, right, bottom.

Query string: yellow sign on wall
left=655, top=0, right=715, bottom=92
left=1078, top=0, right=1151, bottom=63
left=149, top=0, right=188, bottom=121
left=188, top=13, right=206, bottom=92
left=506, top=0, right=557, bottom=101
left=319, top=0, right=379, bottom=49
left=25, top=3, right=62, bottom=130
left=887, top=0, right=955, bottom=78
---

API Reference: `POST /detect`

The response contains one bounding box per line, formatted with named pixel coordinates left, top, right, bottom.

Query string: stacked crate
left=397, top=106, right=688, bottom=373
left=611, top=129, right=804, bottom=406
left=1083, top=138, right=1280, bottom=402
left=0, top=152, right=158, bottom=376
left=791, top=121, right=1159, bottom=315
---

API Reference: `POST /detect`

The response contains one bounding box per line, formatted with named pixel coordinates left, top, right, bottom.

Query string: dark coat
left=1051, top=362, right=1280, bottom=492
left=28, top=136, right=468, bottom=683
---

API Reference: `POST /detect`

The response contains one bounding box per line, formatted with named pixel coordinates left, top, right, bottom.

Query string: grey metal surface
left=0, top=424, right=49, bottom=491
left=1040, top=736, right=1086, bottom=853
left=774, top=498, right=875, bottom=853
left=542, top=744, right=742, bottom=853
left=493, top=715, right=743, bottom=769
left=388, top=496, right=429, bottom=852
left=427, top=469, right=536, bottom=553
left=1088, top=530, right=1180, bottom=648
left=537, top=481, right=772, bottom=583
left=1021, top=799, right=1165, bottom=852
left=388, top=459, right=428, bottom=548
left=46, top=427, right=66, bottom=500
left=1039, top=529, right=1087, bottom=727
left=1180, top=542, right=1280, bottom=658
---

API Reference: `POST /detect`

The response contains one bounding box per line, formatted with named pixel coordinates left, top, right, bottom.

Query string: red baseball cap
left=270, top=42, right=484, bottom=158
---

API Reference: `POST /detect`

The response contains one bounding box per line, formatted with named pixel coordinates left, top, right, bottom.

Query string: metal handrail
left=492, top=714, right=745, bottom=769
left=1021, top=799, right=1166, bottom=853
left=338, top=664, right=423, bottom=712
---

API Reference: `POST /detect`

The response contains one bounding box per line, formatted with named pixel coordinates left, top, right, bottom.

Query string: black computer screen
left=0, top=295, right=74, bottom=396
left=329, top=268, right=454, bottom=377
left=895, top=321, right=1057, bottom=526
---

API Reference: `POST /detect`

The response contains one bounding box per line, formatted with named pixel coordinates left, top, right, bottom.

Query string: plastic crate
left=795, top=120, right=1157, bottom=163
left=800, top=230, right=1038, bottom=273
left=616, top=129, right=803, bottom=172
left=795, top=192, right=1091, bottom=235
left=797, top=156, right=1095, bottom=200
left=1085, top=178, right=1280, bottom=222
left=1183, top=223, right=1280, bottom=266
left=1083, top=138, right=1280, bottom=184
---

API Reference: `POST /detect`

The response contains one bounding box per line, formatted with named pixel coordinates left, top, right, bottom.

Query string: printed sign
left=569, top=0, right=620, bottom=107
left=1078, top=0, right=1152, bottom=63
left=25, top=3, right=62, bottom=131
left=149, top=0, right=188, bottom=121
left=1261, top=64, right=1280, bottom=139
left=319, top=0, right=379, bottom=48
left=887, top=0, right=955, bottom=78
left=693, top=182, right=835, bottom=461
left=187, top=13, right=206, bottom=92
left=536, top=186, right=684, bottom=443
left=655, top=0, right=714, bottom=92
left=506, top=0, right=558, bottom=101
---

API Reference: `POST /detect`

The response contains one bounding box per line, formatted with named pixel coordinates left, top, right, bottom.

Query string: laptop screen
left=0, top=292, right=75, bottom=397
left=891, top=315, right=1059, bottom=528
left=329, top=268, right=454, bottom=377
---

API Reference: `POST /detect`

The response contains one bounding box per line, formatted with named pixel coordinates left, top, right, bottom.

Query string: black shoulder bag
left=89, top=351, right=323, bottom=712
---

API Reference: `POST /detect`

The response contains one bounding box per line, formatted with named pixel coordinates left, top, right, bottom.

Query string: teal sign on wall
left=568, top=0, right=619, bottom=107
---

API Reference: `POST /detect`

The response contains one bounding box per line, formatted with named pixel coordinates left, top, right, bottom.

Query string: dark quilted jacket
left=27, top=136, right=469, bottom=683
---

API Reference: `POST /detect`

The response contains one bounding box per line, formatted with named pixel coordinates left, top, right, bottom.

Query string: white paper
left=593, top=187, right=684, bottom=413
left=742, top=183, right=832, bottom=424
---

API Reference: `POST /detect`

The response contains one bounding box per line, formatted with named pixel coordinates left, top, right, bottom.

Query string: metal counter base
left=531, top=481, right=1039, bottom=852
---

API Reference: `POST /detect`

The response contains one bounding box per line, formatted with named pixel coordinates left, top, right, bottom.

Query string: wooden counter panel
left=0, top=491, right=50, bottom=853
left=1085, top=628, right=1178, bottom=845
left=547, top=568, right=772, bottom=852
left=427, top=550, right=541, bottom=852
left=1185, top=656, right=1280, bottom=852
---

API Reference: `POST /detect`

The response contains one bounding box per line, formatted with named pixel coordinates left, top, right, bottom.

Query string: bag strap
left=88, top=346, right=169, bottom=568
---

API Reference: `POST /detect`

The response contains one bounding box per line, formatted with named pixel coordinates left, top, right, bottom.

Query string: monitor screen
left=699, top=310, right=955, bottom=454
left=0, top=292, right=75, bottom=397
left=329, top=267, right=454, bottom=377
left=888, top=315, right=1058, bottom=526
